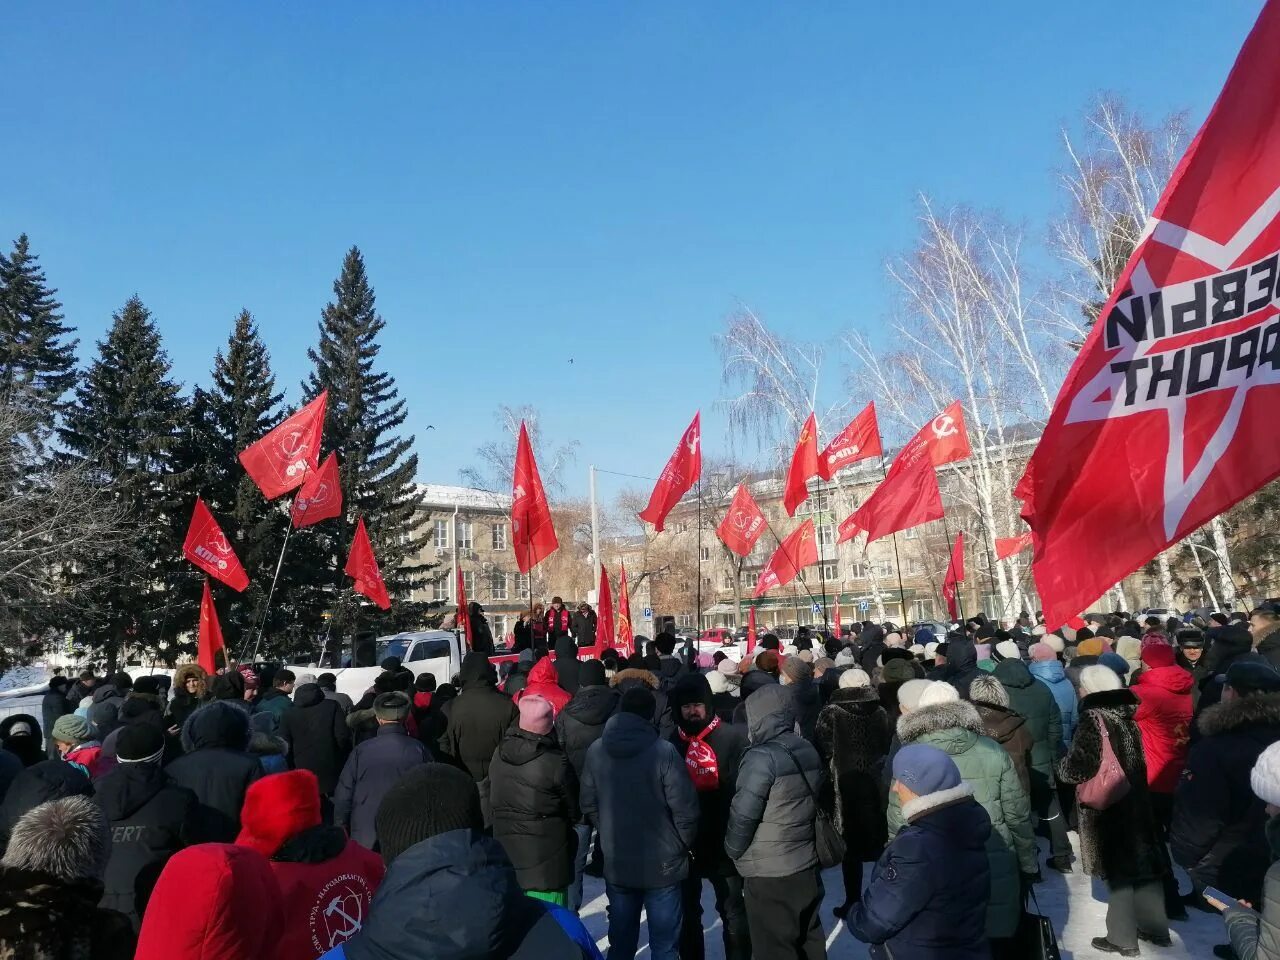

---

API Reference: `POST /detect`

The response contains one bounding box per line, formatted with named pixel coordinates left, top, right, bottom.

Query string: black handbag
left=1019, top=888, right=1063, bottom=960
left=779, top=744, right=847, bottom=870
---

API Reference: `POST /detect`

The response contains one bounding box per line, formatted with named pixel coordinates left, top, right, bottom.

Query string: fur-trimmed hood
left=609, top=668, right=658, bottom=690
left=897, top=699, right=984, bottom=745
left=172, top=664, right=208, bottom=689
left=1197, top=691, right=1280, bottom=738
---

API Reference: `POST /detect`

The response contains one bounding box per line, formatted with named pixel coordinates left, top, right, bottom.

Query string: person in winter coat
left=941, top=636, right=981, bottom=700
left=849, top=745, right=992, bottom=960
left=1220, top=741, right=1280, bottom=960
left=781, top=657, right=821, bottom=743
left=515, top=655, right=572, bottom=715
left=1198, top=624, right=1257, bottom=715
left=65, top=670, right=97, bottom=712
left=857, top=623, right=887, bottom=676
left=581, top=687, right=699, bottom=960
left=887, top=682, right=1036, bottom=952
left=1253, top=605, right=1280, bottom=670
left=570, top=603, right=596, bottom=651
left=134, top=842, right=285, bottom=960
left=335, top=693, right=430, bottom=850
left=252, top=668, right=296, bottom=734
left=165, top=700, right=263, bottom=843
left=280, top=682, right=351, bottom=796
left=439, top=651, right=519, bottom=792
left=725, top=683, right=829, bottom=960
left=545, top=597, right=573, bottom=644
left=614, top=665, right=677, bottom=742
left=51, top=714, right=108, bottom=780
left=0, top=760, right=93, bottom=852
left=325, top=764, right=601, bottom=960
left=814, top=667, right=891, bottom=919
left=316, top=672, right=354, bottom=714
left=0, top=796, right=135, bottom=960
left=553, top=636, right=583, bottom=695
left=669, top=673, right=751, bottom=960
left=236, top=770, right=384, bottom=960
left=653, top=633, right=688, bottom=690
left=969, top=675, right=1034, bottom=796
left=488, top=696, right=579, bottom=903
left=94, top=725, right=196, bottom=928
left=1029, top=643, right=1078, bottom=749
left=0, top=713, right=44, bottom=768
left=1058, top=665, right=1170, bottom=956
left=1172, top=660, right=1280, bottom=907
left=164, top=664, right=210, bottom=733
left=41, top=676, right=72, bottom=759
left=731, top=667, right=779, bottom=727
left=993, top=654, right=1071, bottom=872
left=85, top=673, right=132, bottom=742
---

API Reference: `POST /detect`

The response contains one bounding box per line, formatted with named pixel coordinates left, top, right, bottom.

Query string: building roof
left=416, top=483, right=511, bottom=511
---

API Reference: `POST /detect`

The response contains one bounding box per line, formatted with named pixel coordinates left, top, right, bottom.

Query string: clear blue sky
left=1, top=2, right=1264, bottom=502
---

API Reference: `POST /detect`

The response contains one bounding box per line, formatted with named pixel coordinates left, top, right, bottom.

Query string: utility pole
left=589, top=465, right=602, bottom=594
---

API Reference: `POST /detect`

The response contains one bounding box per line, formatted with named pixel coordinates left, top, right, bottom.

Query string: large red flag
left=455, top=566, right=473, bottom=649
left=1019, top=2, right=1280, bottom=627
left=783, top=412, right=821, bottom=517
left=746, top=605, right=758, bottom=656
left=616, top=564, right=634, bottom=656
left=943, top=531, right=965, bottom=621
left=183, top=497, right=250, bottom=592
left=832, top=596, right=842, bottom=637
left=197, top=578, right=226, bottom=674
left=820, top=403, right=883, bottom=480
left=843, top=456, right=944, bottom=545
left=995, top=532, right=1034, bottom=561
left=596, top=565, right=614, bottom=651
left=344, top=517, right=390, bottom=610
left=239, top=391, right=327, bottom=500
left=290, top=452, right=343, bottom=529
left=512, top=422, right=559, bottom=573
left=886, top=401, right=971, bottom=479
left=754, top=520, right=819, bottom=597
left=638, top=413, right=701, bottom=532
left=716, top=483, right=767, bottom=557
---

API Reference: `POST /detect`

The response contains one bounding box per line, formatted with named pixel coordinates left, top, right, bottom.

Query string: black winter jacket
left=581, top=711, right=698, bottom=890
left=334, top=724, right=430, bottom=850
left=570, top=610, right=596, bottom=649
left=279, top=683, right=351, bottom=795
left=942, top=638, right=981, bottom=700
left=164, top=701, right=263, bottom=843
left=555, top=684, right=618, bottom=780
left=789, top=677, right=821, bottom=743
left=86, top=685, right=125, bottom=742
left=0, top=867, right=135, bottom=960
left=612, top=668, right=675, bottom=742
left=94, top=762, right=195, bottom=927
left=40, top=688, right=70, bottom=757
left=1195, top=626, right=1256, bottom=717
left=553, top=638, right=582, bottom=695
left=439, top=653, right=518, bottom=783
left=488, top=729, right=580, bottom=892
left=993, top=657, right=1063, bottom=791
left=814, top=686, right=891, bottom=861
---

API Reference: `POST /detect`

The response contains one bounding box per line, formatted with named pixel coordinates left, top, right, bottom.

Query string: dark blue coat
left=850, top=789, right=992, bottom=960
left=333, top=724, right=430, bottom=849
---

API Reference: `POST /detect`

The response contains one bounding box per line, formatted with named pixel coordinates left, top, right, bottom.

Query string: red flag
left=943, top=532, right=965, bottom=621
left=238, top=391, right=327, bottom=500
left=1019, top=2, right=1280, bottom=627
left=843, top=456, right=944, bottom=545
left=754, top=520, right=819, bottom=597
left=344, top=517, right=390, bottom=610
left=512, top=422, right=560, bottom=573
left=197, top=578, right=226, bottom=674
left=638, top=413, right=702, bottom=532
left=995, top=532, right=1034, bottom=561
left=783, top=412, right=821, bottom=517
left=455, top=566, right=473, bottom=649
left=836, top=513, right=862, bottom=545
left=616, top=564, right=634, bottom=657
left=832, top=597, right=842, bottom=637
left=290, top=452, right=343, bottom=529
left=886, top=401, right=971, bottom=478
left=746, top=605, right=758, bottom=656
left=596, top=565, right=614, bottom=651
left=820, top=403, right=883, bottom=480
left=183, top=497, right=250, bottom=592
left=716, top=483, right=767, bottom=557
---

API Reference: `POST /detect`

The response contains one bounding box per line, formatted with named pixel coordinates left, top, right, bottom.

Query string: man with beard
left=668, top=674, right=750, bottom=960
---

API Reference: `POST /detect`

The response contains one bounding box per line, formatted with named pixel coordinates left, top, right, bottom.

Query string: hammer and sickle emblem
left=931, top=414, right=958, bottom=440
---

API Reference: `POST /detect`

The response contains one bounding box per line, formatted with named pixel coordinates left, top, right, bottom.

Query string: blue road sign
left=859, top=599, right=870, bottom=613
left=642, top=607, right=653, bottom=620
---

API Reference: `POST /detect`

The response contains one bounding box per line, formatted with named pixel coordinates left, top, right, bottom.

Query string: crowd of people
left=2, top=604, right=1280, bottom=959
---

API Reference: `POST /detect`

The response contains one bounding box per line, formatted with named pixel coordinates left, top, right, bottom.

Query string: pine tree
left=60, top=296, right=187, bottom=669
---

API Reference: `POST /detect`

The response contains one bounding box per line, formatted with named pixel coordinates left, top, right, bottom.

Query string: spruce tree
left=60, top=296, right=187, bottom=668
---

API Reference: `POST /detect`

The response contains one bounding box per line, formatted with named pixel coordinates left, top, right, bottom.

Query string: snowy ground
left=577, top=835, right=1226, bottom=959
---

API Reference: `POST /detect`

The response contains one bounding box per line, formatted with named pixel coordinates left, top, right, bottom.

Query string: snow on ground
left=577, top=834, right=1226, bottom=959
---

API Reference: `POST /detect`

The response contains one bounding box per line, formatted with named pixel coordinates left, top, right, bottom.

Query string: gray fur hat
left=969, top=674, right=1010, bottom=709
left=1, top=796, right=110, bottom=882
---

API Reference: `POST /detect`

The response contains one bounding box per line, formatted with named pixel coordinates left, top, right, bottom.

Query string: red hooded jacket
left=236, top=770, right=384, bottom=960
left=514, top=657, right=571, bottom=715
left=1132, top=644, right=1193, bottom=793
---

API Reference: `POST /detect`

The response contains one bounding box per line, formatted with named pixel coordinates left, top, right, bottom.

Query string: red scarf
left=546, top=607, right=571, bottom=633
left=678, top=717, right=721, bottom=791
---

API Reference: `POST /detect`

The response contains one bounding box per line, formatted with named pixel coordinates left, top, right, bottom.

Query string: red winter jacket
left=1132, top=649, right=1193, bottom=793
left=514, top=658, right=572, bottom=715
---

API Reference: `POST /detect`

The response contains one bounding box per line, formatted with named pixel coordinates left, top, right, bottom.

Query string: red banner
left=182, top=497, right=249, bottom=592
left=616, top=563, right=634, bottom=657
left=197, top=578, right=226, bottom=674
left=638, top=412, right=701, bottom=532
left=290, top=452, right=342, bottom=529
left=943, top=531, right=965, bottom=621
left=832, top=597, right=842, bottom=637
left=1018, top=1, right=1280, bottom=627
left=239, top=391, right=327, bottom=500
left=886, top=400, right=971, bottom=479
left=596, top=564, right=614, bottom=651
left=820, top=402, right=883, bottom=480
left=783, top=412, right=821, bottom=517
left=746, top=605, right=758, bottom=656
left=344, top=517, right=390, bottom=610
left=841, top=456, right=944, bottom=545
left=995, top=532, right=1033, bottom=560
left=511, top=421, right=559, bottom=573
left=716, top=483, right=767, bottom=557
left=456, top=566, right=473, bottom=649
left=754, top=520, right=818, bottom=597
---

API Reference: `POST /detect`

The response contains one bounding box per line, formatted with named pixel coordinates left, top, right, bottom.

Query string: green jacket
left=994, top=658, right=1063, bottom=788
left=887, top=699, right=1037, bottom=938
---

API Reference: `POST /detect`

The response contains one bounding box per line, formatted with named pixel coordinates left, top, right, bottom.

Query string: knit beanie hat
left=881, top=658, right=916, bottom=684
left=237, top=770, right=321, bottom=857
left=969, top=675, right=1010, bottom=708
left=755, top=651, right=780, bottom=675
left=1042, top=634, right=1065, bottom=654
left=375, top=765, right=483, bottom=864
left=1076, top=637, right=1106, bottom=658
left=1080, top=664, right=1122, bottom=695
left=993, top=640, right=1021, bottom=662
left=834, top=648, right=856, bottom=667
left=839, top=668, right=871, bottom=690
left=116, top=726, right=165, bottom=765
left=619, top=687, right=657, bottom=719
left=897, top=678, right=933, bottom=711
left=517, top=695, right=554, bottom=736
left=1098, top=652, right=1130, bottom=680
left=893, top=743, right=962, bottom=795
left=1140, top=643, right=1177, bottom=669
left=373, top=692, right=411, bottom=722
left=717, top=658, right=740, bottom=676
left=917, top=681, right=960, bottom=707
left=1252, top=742, right=1280, bottom=808
left=795, top=649, right=814, bottom=664
left=131, top=676, right=163, bottom=699
left=884, top=633, right=906, bottom=649
left=51, top=715, right=91, bottom=745
left=1030, top=642, right=1057, bottom=662
left=782, top=657, right=813, bottom=685
left=579, top=660, right=607, bottom=688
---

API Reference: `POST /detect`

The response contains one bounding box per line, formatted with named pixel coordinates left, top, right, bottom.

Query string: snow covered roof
left=416, top=483, right=511, bottom=512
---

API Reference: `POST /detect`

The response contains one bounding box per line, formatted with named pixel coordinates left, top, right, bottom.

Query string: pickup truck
left=329, top=630, right=466, bottom=703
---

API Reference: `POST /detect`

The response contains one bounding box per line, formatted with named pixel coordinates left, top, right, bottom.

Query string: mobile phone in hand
left=1203, top=887, right=1247, bottom=912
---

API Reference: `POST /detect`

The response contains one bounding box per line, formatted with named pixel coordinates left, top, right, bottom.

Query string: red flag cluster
left=754, top=519, right=818, bottom=597
left=616, top=564, right=634, bottom=657
left=820, top=403, right=882, bottom=480
left=455, top=566, right=473, bottom=649
left=239, top=393, right=328, bottom=500
left=839, top=456, right=944, bottom=545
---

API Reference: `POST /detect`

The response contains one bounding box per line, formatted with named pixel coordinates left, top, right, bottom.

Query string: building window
left=515, top=573, right=530, bottom=598
left=492, top=614, right=508, bottom=640
left=673, top=521, right=689, bottom=534
left=430, top=576, right=450, bottom=602
left=806, top=491, right=830, bottom=514
left=816, top=524, right=835, bottom=548
left=722, top=571, right=733, bottom=590
left=699, top=546, right=711, bottom=562
left=818, top=562, right=838, bottom=581
left=676, top=613, right=694, bottom=627
left=491, top=523, right=507, bottom=551
left=906, top=559, right=925, bottom=576
left=743, top=571, right=760, bottom=589
left=847, top=561, right=867, bottom=580
left=488, top=572, right=508, bottom=601
left=433, top=520, right=449, bottom=549
left=873, top=560, right=894, bottom=578
left=703, top=576, right=712, bottom=589
left=462, top=571, right=475, bottom=596
left=457, top=521, right=473, bottom=550
left=903, top=526, right=919, bottom=540
left=911, top=598, right=934, bottom=620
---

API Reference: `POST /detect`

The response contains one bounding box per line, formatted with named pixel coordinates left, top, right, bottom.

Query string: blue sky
left=1, top=2, right=1264, bottom=501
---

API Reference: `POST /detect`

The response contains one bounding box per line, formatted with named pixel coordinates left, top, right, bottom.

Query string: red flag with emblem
left=197, top=578, right=226, bottom=674
left=183, top=497, right=250, bottom=592
left=843, top=456, right=944, bottom=545
left=616, top=564, right=634, bottom=656
left=995, top=532, right=1034, bottom=561
left=239, top=391, right=327, bottom=500
left=820, top=403, right=883, bottom=480
left=512, top=422, right=560, bottom=573
left=746, top=605, right=758, bottom=656
left=783, top=412, right=821, bottom=517
left=290, top=452, right=343, bottom=529
left=886, top=401, right=971, bottom=479
left=1019, top=1, right=1280, bottom=627
left=753, top=520, right=819, bottom=597
left=638, top=413, right=702, bottom=532
left=596, top=565, right=614, bottom=652
left=344, top=517, right=390, bottom=610
left=716, top=483, right=767, bottom=557
left=943, top=531, right=965, bottom=621
left=455, top=566, right=473, bottom=648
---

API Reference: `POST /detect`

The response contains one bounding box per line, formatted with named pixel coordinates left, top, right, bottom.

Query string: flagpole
left=941, top=513, right=964, bottom=623
left=453, top=505, right=463, bottom=665
left=975, top=507, right=1001, bottom=617
left=816, top=479, right=830, bottom=631
left=245, top=513, right=293, bottom=666
left=878, top=460, right=910, bottom=627
left=695, top=475, right=703, bottom=636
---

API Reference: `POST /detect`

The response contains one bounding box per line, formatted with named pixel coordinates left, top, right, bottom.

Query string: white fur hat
left=925, top=642, right=939, bottom=658
left=897, top=678, right=933, bottom=711
left=1079, top=664, right=1122, bottom=695
left=1032, top=624, right=1047, bottom=636
left=839, top=668, right=871, bottom=690
left=834, top=648, right=856, bottom=667
left=909, top=644, right=925, bottom=658
left=884, top=633, right=906, bottom=649
left=994, top=640, right=1021, bottom=662
left=1251, top=742, right=1280, bottom=807
left=917, top=681, right=961, bottom=707
left=1042, top=634, right=1065, bottom=654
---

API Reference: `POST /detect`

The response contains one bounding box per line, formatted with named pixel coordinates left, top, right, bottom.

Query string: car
left=908, top=621, right=950, bottom=642
left=328, top=630, right=464, bottom=703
